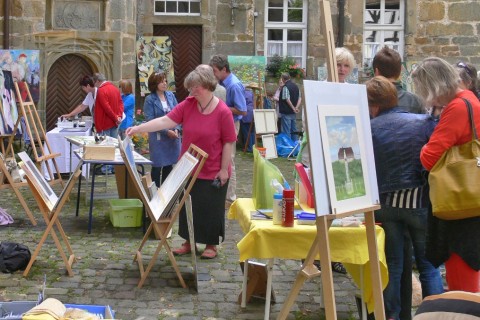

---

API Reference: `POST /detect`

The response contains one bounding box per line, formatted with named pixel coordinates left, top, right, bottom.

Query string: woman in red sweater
left=412, top=57, right=480, bottom=292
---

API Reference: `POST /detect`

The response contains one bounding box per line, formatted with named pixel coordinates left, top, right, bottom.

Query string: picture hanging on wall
left=136, top=36, right=175, bottom=96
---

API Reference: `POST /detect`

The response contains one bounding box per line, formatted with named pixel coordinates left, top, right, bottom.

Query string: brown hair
left=79, top=75, right=94, bottom=87
left=372, top=46, right=402, bottom=79
left=147, top=71, right=167, bottom=93
left=209, top=54, right=230, bottom=72
left=366, top=76, right=398, bottom=113
left=119, top=79, right=133, bottom=94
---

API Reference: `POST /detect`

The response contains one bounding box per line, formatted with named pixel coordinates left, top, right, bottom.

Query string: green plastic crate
left=109, top=199, right=143, bottom=227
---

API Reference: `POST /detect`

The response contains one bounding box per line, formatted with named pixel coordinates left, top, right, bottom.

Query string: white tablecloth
left=42, top=127, right=92, bottom=178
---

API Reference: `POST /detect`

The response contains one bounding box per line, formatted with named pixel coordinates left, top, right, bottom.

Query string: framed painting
left=228, top=56, right=266, bottom=88
left=18, top=152, right=58, bottom=212
left=317, top=105, right=374, bottom=214
left=136, top=36, right=175, bottom=96
left=253, top=109, right=277, bottom=134
left=303, top=80, right=379, bottom=216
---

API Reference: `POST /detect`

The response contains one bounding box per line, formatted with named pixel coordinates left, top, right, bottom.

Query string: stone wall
left=0, top=0, right=137, bottom=112
left=409, top=1, right=480, bottom=65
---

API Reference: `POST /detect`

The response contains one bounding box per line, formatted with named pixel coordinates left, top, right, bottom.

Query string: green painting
left=228, top=56, right=266, bottom=88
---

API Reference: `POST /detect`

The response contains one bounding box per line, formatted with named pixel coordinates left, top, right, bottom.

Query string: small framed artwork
left=261, top=134, right=277, bottom=159
left=317, top=104, right=374, bottom=214
left=254, top=109, right=277, bottom=134
left=303, top=80, right=379, bottom=216
left=18, top=152, right=58, bottom=211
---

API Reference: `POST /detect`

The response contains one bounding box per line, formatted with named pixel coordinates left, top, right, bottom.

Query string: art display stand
left=277, top=207, right=385, bottom=320
left=0, top=155, right=36, bottom=225
left=277, top=2, right=385, bottom=319
left=244, top=74, right=266, bottom=152
left=17, top=152, right=83, bottom=277
left=118, top=139, right=208, bottom=289
left=9, top=82, right=63, bottom=185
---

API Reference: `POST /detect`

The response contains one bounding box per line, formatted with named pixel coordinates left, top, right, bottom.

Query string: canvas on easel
left=277, top=2, right=385, bottom=320
left=118, top=136, right=208, bottom=289
left=12, top=81, right=63, bottom=185
left=17, top=152, right=83, bottom=277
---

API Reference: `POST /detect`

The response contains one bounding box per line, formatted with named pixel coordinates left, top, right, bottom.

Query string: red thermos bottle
left=282, top=189, right=295, bottom=227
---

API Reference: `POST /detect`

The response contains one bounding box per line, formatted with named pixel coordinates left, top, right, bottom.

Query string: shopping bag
left=429, top=98, right=480, bottom=220
left=252, top=147, right=285, bottom=209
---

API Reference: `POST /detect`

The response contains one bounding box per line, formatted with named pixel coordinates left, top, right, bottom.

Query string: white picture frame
left=253, top=109, right=277, bottom=134
left=303, top=81, right=379, bottom=216
left=18, top=152, right=58, bottom=212
left=317, top=105, right=374, bottom=214
left=261, top=134, right=278, bottom=159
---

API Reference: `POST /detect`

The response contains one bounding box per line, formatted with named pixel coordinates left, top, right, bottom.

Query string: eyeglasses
left=457, top=62, right=473, bottom=76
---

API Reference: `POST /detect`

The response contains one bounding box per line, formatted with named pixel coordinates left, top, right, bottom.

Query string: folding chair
left=18, top=152, right=83, bottom=277
left=118, top=137, right=208, bottom=288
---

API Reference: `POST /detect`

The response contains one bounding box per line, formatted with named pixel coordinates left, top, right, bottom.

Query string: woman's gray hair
left=411, top=57, right=460, bottom=106
left=184, top=66, right=217, bottom=92
left=335, top=47, right=356, bottom=69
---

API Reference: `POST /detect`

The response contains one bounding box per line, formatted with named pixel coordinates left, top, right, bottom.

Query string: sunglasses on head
left=457, top=62, right=473, bottom=76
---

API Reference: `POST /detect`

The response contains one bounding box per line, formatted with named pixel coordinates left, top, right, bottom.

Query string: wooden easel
left=17, top=152, right=82, bottom=277
left=7, top=82, right=63, bottom=185
left=0, top=83, right=37, bottom=225
left=277, top=2, right=385, bottom=319
left=119, top=139, right=208, bottom=288
left=244, top=73, right=265, bottom=152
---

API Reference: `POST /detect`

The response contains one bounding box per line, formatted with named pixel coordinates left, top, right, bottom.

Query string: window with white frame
left=363, top=0, right=404, bottom=68
left=265, top=0, right=307, bottom=68
left=154, top=0, right=200, bottom=15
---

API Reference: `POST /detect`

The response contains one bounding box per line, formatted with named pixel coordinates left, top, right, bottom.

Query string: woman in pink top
left=127, top=66, right=236, bottom=259
left=412, top=57, right=480, bottom=292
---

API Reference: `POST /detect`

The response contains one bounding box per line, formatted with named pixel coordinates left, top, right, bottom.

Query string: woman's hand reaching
left=125, top=126, right=140, bottom=136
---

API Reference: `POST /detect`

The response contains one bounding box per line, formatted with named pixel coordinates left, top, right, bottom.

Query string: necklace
left=198, top=95, right=215, bottom=113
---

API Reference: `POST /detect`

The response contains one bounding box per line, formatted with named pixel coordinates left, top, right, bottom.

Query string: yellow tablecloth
left=228, top=198, right=388, bottom=312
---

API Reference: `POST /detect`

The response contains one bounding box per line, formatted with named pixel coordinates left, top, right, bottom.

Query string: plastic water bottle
left=272, top=193, right=283, bottom=225
left=282, top=189, right=295, bottom=227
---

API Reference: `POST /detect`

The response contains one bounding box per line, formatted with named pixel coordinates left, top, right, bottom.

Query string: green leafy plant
left=266, top=55, right=305, bottom=78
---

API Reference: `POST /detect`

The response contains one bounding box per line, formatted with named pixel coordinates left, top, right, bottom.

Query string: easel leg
left=365, top=210, right=386, bottom=320
left=317, top=216, right=336, bottom=320
left=277, top=233, right=321, bottom=320
left=241, top=259, right=249, bottom=308
left=264, top=258, right=274, bottom=320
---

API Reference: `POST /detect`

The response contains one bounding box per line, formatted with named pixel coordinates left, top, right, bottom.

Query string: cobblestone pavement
left=0, top=150, right=364, bottom=320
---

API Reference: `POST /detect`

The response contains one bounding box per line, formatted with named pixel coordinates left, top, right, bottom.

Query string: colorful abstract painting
left=136, top=36, right=175, bottom=96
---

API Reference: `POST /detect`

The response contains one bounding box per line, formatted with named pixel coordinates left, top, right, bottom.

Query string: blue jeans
left=280, top=113, right=298, bottom=141
left=98, top=127, right=118, bottom=173
left=374, top=206, right=444, bottom=320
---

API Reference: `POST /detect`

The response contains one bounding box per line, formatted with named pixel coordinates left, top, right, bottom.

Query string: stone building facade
left=0, top=0, right=479, bottom=126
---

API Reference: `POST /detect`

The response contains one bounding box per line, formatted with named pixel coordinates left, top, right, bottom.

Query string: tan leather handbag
left=429, top=98, right=480, bottom=220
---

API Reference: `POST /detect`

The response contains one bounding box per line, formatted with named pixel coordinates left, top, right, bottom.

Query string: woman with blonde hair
left=367, top=76, right=442, bottom=320
left=412, top=57, right=480, bottom=292
left=127, top=66, right=236, bottom=259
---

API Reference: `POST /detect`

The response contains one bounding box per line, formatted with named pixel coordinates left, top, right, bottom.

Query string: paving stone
left=0, top=150, right=379, bottom=319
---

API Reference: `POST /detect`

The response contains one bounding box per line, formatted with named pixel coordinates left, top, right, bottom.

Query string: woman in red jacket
left=412, top=57, right=480, bottom=292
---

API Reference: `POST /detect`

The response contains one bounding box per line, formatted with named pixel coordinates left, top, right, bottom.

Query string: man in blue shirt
left=210, top=54, right=247, bottom=208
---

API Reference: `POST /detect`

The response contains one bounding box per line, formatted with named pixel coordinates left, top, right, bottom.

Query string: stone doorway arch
left=45, top=54, right=95, bottom=131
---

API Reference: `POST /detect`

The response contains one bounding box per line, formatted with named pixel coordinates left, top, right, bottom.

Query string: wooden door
left=46, top=54, right=94, bottom=131
left=153, top=25, right=203, bottom=102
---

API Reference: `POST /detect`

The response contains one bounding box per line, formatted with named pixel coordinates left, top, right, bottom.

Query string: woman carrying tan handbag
left=412, top=57, right=480, bottom=292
